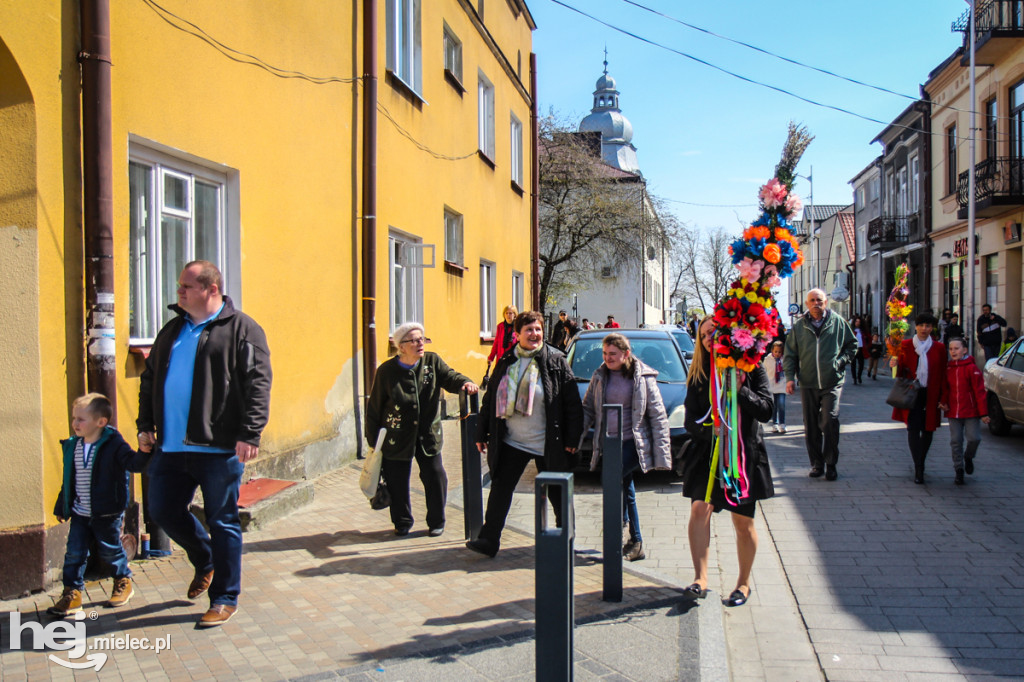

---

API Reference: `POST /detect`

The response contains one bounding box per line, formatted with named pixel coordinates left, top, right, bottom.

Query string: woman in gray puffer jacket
left=581, top=333, right=671, bottom=561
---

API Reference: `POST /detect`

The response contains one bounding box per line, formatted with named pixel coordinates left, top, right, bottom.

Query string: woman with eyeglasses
left=365, top=322, right=479, bottom=537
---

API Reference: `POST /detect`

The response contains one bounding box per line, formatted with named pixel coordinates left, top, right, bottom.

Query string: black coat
left=477, top=344, right=584, bottom=473
left=54, top=428, right=151, bottom=519
left=682, top=362, right=774, bottom=504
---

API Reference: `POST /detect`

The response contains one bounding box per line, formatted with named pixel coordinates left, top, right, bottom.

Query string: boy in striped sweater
left=48, top=393, right=152, bottom=617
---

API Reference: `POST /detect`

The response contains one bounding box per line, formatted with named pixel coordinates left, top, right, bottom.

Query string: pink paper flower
left=736, top=257, right=756, bottom=280
left=749, top=260, right=764, bottom=279
left=784, top=192, right=802, bottom=215
left=731, top=327, right=756, bottom=350
left=759, top=178, right=787, bottom=209
left=766, top=274, right=782, bottom=288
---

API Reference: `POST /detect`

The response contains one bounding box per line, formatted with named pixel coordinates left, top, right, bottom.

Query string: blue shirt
left=162, top=302, right=233, bottom=454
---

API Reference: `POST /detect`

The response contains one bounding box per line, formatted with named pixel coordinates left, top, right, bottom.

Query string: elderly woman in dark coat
left=365, top=322, right=478, bottom=537
left=682, top=316, right=774, bottom=607
left=466, top=311, right=584, bottom=557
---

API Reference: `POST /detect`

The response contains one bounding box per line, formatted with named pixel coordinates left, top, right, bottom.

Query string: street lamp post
left=967, top=0, right=978, bottom=358
left=797, top=169, right=814, bottom=290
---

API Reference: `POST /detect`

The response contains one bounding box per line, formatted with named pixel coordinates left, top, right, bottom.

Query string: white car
left=983, top=338, right=1024, bottom=435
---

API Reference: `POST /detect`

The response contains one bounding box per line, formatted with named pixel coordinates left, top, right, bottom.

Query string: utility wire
left=377, top=103, right=479, bottom=160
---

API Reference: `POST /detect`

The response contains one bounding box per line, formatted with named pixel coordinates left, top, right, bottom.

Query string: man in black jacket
left=138, top=260, right=271, bottom=628
left=976, top=304, right=1007, bottom=362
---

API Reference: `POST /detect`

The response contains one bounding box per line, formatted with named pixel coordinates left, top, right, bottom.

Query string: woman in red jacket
left=939, top=337, right=989, bottom=485
left=890, top=313, right=946, bottom=484
left=487, top=305, right=519, bottom=365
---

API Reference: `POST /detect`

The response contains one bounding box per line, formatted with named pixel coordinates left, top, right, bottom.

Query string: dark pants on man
left=478, top=444, right=564, bottom=549
left=380, top=447, right=448, bottom=532
left=801, top=385, right=843, bottom=469
left=982, top=344, right=1001, bottom=364
left=148, top=451, right=244, bottom=607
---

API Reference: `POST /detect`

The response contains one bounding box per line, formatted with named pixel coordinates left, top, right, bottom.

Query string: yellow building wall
left=375, top=0, right=534, bottom=381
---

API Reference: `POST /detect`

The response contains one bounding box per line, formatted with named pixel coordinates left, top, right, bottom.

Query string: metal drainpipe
left=80, top=0, right=116, bottom=421
left=530, top=53, right=540, bottom=310
left=361, top=0, right=378, bottom=398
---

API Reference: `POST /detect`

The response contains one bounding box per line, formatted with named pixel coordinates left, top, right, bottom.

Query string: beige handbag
left=359, top=430, right=387, bottom=498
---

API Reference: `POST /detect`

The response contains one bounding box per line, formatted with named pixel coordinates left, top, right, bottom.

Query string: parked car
left=984, top=337, right=1024, bottom=435
left=645, top=323, right=695, bottom=360
left=565, top=328, right=689, bottom=470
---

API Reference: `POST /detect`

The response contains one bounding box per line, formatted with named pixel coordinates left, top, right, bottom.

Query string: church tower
left=578, top=55, right=641, bottom=174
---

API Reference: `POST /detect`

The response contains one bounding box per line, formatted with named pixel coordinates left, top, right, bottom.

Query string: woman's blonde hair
left=602, top=333, right=636, bottom=377
left=502, top=304, right=519, bottom=317
left=686, top=315, right=715, bottom=387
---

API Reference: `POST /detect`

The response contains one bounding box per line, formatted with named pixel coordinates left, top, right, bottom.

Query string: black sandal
left=726, top=587, right=751, bottom=607
left=682, top=583, right=707, bottom=600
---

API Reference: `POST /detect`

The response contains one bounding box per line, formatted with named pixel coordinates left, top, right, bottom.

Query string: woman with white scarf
left=890, top=313, right=947, bottom=484
left=467, top=311, right=584, bottom=557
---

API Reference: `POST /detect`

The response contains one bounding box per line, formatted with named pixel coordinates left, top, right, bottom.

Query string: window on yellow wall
left=390, top=230, right=424, bottom=334
left=510, top=113, right=523, bottom=188
left=386, top=0, right=422, bottom=96
left=128, top=145, right=237, bottom=343
left=478, top=71, right=495, bottom=160
left=512, top=271, right=524, bottom=312
left=444, top=208, right=464, bottom=266
left=480, top=260, right=496, bottom=336
left=443, top=23, right=463, bottom=86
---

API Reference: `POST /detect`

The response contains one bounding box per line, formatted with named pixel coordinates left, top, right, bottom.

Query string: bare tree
left=538, top=116, right=666, bottom=314
left=669, top=226, right=735, bottom=317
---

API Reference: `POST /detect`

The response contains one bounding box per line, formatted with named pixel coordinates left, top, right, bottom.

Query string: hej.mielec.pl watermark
left=8, top=611, right=171, bottom=671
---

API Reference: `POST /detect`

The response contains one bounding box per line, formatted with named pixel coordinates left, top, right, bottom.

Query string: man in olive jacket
left=783, top=289, right=857, bottom=481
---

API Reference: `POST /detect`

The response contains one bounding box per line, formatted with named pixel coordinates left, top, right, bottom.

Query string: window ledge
left=385, top=70, right=427, bottom=106
left=480, top=336, right=495, bottom=345
left=511, top=180, right=524, bottom=196
left=477, top=150, right=496, bottom=169
left=444, top=69, right=466, bottom=95
left=444, top=260, right=467, bottom=276
left=128, top=344, right=153, bottom=359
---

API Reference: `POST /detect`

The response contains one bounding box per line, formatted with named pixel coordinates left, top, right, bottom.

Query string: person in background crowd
left=867, top=332, right=883, bottom=380
left=849, top=316, right=867, bottom=384
left=1001, top=327, right=1018, bottom=356
left=606, top=315, right=621, bottom=329
left=688, top=313, right=699, bottom=338
left=683, top=316, right=774, bottom=607
left=366, top=322, right=478, bottom=538
left=551, top=310, right=577, bottom=351
left=581, top=318, right=593, bottom=330
left=468, top=311, right=583, bottom=558
left=761, top=341, right=787, bottom=433
left=938, top=308, right=952, bottom=344
left=487, top=305, right=519, bottom=365
left=944, top=313, right=964, bottom=346
left=581, top=333, right=671, bottom=562
left=891, top=313, right=946, bottom=485
left=976, top=304, right=1007, bottom=363
left=138, top=260, right=272, bottom=628
left=939, top=337, right=989, bottom=485
left=784, top=289, right=857, bottom=481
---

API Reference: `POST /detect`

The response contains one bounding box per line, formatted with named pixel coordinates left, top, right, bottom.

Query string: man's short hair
left=515, top=310, right=544, bottom=333
left=185, top=260, right=223, bottom=293
left=982, top=304, right=992, bottom=311
left=915, top=313, right=938, bottom=326
left=73, top=392, right=112, bottom=421
left=607, top=315, right=615, bottom=319
left=559, top=310, right=567, bottom=315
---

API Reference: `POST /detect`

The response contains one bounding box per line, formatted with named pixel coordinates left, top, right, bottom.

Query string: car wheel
left=987, top=391, right=1012, bottom=436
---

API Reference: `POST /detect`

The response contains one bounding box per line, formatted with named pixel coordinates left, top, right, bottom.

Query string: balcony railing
left=956, top=157, right=1024, bottom=217
left=867, top=215, right=915, bottom=245
left=954, top=1, right=1024, bottom=59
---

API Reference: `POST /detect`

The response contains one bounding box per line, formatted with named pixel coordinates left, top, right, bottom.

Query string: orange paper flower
left=762, top=243, right=781, bottom=264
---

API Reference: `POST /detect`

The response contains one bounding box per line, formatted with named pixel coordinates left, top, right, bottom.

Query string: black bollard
left=460, top=390, right=484, bottom=541
left=535, top=472, right=574, bottom=682
left=601, top=404, right=623, bottom=602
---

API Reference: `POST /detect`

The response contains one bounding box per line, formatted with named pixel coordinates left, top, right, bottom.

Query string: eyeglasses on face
left=402, top=337, right=426, bottom=346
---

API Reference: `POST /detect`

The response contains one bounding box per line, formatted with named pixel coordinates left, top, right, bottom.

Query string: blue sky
left=529, top=0, right=967, bottom=231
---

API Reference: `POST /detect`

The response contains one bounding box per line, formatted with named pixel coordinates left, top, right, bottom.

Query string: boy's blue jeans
left=772, top=393, right=786, bottom=425
left=148, top=451, right=244, bottom=607
left=62, top=513, right=131, bottom=590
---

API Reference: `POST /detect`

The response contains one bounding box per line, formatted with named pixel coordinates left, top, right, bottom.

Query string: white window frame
left=512, top=271, right=524, bottom=312
left=389, top=229, right=425, bottom=334
left=510, top=113, right=524, bottom=187
left=386, top=0, right=422, bottom=96
left=480, top=260, right=496, bottom=337
left=444, top=207, right=464, bottom=266
left=478, top=71, right=495, bottom=160
left=909, top=154, right=920, bottom=210
left=128, top=142, right=239, bottom=343
left=442, top=22, right=463, bottom=85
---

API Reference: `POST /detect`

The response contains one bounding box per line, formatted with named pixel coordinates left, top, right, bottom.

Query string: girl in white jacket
left=762, top=341, right=787, bottom=433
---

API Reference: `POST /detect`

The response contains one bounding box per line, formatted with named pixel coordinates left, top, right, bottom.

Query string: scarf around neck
left=496, top=344, right=542, bottom=418
left=912, top=334, right=932, bottom=387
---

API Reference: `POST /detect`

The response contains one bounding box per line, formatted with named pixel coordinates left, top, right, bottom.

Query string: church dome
left=579, top=110, right=633, bottom=143
left=577, top=56, right=641, bottom=174
left=596, top=72, right=616, bottom=91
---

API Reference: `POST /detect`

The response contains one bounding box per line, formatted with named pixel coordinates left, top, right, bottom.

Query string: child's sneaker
left=770, top=424, right=779, bottom=433
left=47, top=587, right=82, bottom=617
left=107, top=577, right=134, bottom=608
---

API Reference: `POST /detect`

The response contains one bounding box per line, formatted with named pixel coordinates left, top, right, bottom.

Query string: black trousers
left=906, top=388, right=933, bottom=470
left=381, top=448, right=447, bottom=531
left=801, top=385, right=843, bottom=469
left=478, top=444, right=564, bottom=548
left=852, top=352, right=865, bottom=382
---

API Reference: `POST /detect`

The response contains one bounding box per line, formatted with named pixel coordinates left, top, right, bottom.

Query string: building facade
left=850, top=159, right=883, bottom=330
left=0, top=0, right=536, bottom=596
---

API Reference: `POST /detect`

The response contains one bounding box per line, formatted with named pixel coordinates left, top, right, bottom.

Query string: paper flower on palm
left=712, top=177, right=804, bottom=370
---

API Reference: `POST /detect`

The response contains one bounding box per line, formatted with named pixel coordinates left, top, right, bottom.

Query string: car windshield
left=671, top=330, right=694, bottom=352
left=568, top=337, right=686, bottom=383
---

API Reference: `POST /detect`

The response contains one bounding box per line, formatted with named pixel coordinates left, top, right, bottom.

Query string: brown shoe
left=47, top=587, right=83, bottom=617
left=187, top=569, right=214, bottom=600
left=198, top=604, right=237, bottom=628
left=107, top=577, right=134, bottom=608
